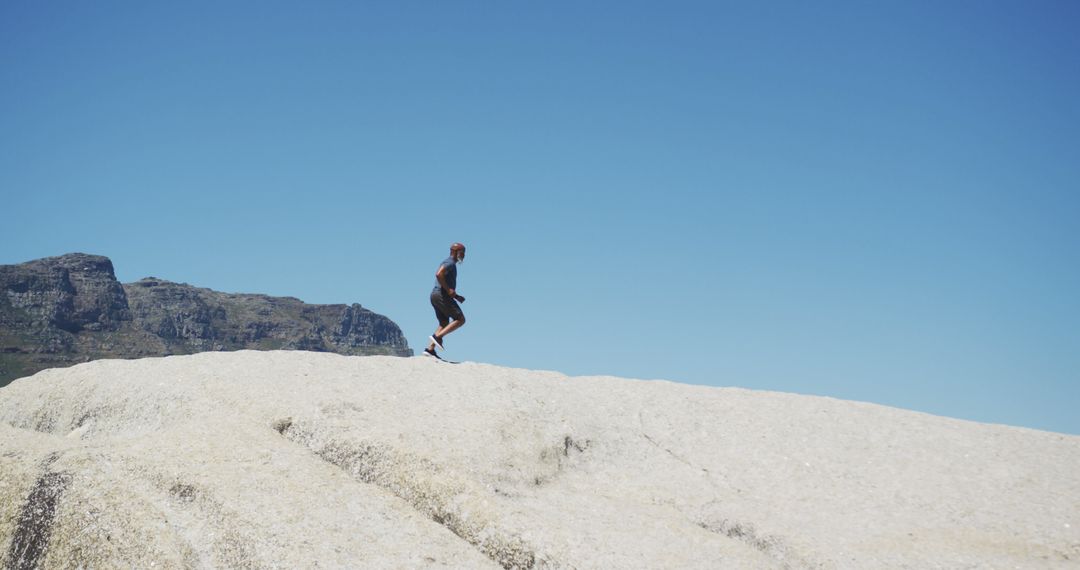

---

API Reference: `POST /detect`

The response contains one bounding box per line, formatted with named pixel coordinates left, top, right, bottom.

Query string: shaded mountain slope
left=0, top=253, right=411, bottom=385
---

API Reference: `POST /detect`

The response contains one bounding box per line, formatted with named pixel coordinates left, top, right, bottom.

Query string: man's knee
left=456, top=316, right=466, bottom=326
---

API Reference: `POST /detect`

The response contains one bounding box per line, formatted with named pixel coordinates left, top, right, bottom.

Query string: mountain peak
left=0, top=254, right=411, bottom=384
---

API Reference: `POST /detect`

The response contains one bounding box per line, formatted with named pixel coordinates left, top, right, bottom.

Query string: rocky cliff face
left=0, top=254, right=412, bottom=384
left=0, top=254, right=130, bottom=335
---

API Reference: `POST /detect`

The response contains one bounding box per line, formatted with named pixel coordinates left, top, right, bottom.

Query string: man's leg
left=428, top=320, right=448, bottom=351
left=428, top=296, right=450, bottom=353
left=430, top=296, right=464, bottom=351
left=436, top=317, right=465, bottom=339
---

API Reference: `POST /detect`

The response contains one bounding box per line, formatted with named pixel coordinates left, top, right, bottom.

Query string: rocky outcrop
left=0, top=351, right=1077, bottom=568
left=0, top=254, right=412, bottom=384
left=123, top=277, right=410, bottom=354
left=0, top=254, right=129, bottom=335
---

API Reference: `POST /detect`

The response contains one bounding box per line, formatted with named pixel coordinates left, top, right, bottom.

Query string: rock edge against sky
left=0, top=253, right=412, bottom=385
left=1, top=351, right=1077, bottom=568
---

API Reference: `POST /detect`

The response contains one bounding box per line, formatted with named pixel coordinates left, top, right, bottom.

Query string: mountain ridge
left=0, top=253, right=412, bottom=384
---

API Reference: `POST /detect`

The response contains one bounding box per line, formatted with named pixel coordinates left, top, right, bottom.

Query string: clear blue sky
left=2, top=2, right=1078, bottom=434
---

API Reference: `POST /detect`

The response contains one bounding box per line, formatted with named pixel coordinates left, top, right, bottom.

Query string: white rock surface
left=0, top=350, right=1077, bottom=569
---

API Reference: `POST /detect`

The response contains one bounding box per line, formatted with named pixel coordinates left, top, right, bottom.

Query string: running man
left=425, top=242, right=466, bottom=359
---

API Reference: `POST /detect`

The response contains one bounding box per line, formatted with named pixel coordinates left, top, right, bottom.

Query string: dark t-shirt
left=432, top=257, right=457, bottom=294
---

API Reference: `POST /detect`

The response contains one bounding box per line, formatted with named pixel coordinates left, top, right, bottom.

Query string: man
left=425, top=242, right=466, bottom=359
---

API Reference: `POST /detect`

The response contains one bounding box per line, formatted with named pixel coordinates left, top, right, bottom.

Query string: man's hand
left=454, top=294, right=465, bottom=303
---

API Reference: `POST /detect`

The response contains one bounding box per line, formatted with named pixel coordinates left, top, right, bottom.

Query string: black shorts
left=430, top=290, right=464, bottom=327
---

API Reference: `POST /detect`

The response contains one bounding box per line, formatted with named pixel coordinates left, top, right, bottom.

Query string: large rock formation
left=0, top=254, right=411, bottom=384
left=0, top=351, right=1077, bottom=568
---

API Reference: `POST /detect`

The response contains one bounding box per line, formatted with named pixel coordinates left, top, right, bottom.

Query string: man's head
left=450, top=242, right=466, bottom=263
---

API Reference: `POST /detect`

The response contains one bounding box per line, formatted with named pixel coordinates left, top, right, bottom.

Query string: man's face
left=453, top=248, right=466, bottom=263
